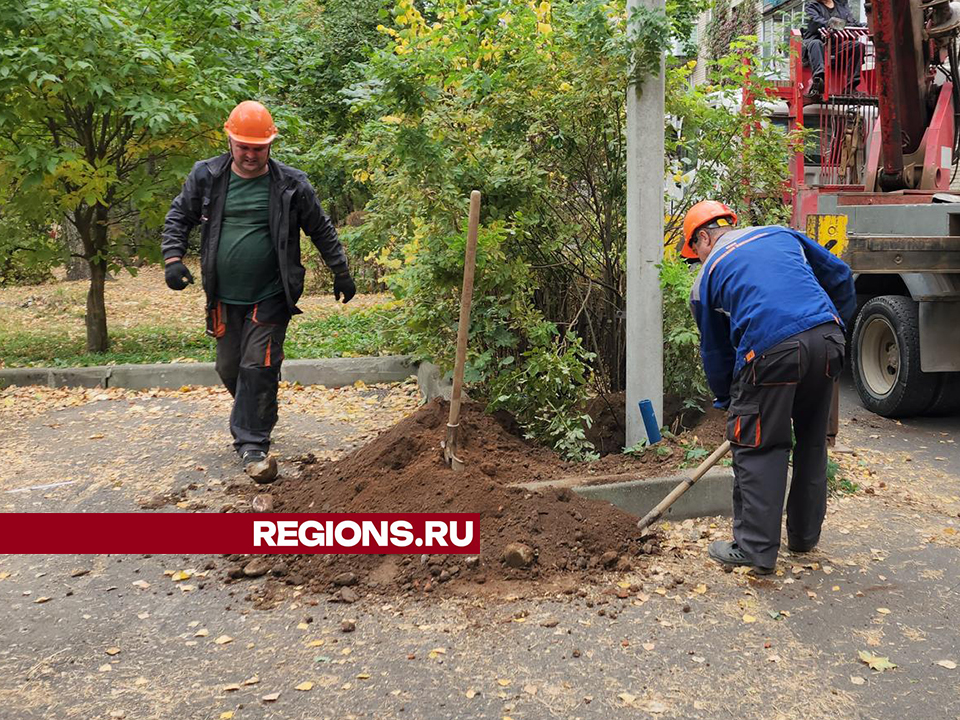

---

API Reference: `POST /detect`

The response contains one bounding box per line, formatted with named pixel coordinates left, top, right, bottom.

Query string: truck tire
left=927, top=373, right=960, bottom=416
left=851, top=295, right=938, bottom=417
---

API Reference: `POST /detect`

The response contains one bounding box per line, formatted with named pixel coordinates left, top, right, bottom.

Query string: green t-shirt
left=215, top=171, right=284, bottom=304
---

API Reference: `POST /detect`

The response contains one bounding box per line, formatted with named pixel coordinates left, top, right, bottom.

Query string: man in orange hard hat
left=682, top=201, right=855, bottom=574
left=162, top=100, right=356, bottom=483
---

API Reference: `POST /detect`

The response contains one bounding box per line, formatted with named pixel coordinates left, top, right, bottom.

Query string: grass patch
left=827, top=457, right=859, bottom=495
left=0, top=306, right=404, bottom=367
left=0, top=326, right=213, bottom=367
left=286, top=308, right=401, bottom=359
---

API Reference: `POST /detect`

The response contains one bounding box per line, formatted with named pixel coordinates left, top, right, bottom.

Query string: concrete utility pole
left=624, top=0, right=665, bottom=447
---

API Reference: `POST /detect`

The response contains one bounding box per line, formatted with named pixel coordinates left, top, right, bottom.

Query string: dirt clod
left=252, top=494, right=274, bottom=513
left=341, top=619, right=356, bottom=633
left=502, top=542, right=536, bottom=569
left=599, top=551, right=619, bottom=569
left=243, top=558, right=271, bottom=578
left=333, top=572, right=358, bottom=587
left=337, top=587, right=360, bottom=603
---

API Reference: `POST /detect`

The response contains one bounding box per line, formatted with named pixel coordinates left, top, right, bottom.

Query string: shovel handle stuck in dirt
left=443, top=190, right=481, bottom=472
left=636, top=440, right=731, bottom=532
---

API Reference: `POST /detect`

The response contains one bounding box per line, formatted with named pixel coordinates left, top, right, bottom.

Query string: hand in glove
left=164, top=260, right=194, bottom=291
left=333, top=271, right=356, bottom=304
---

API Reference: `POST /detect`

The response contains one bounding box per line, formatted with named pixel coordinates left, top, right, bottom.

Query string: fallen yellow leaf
left=357, top=673, right=371, bottom=680
left=171, top=571, right=192, bottom=582
left=105, top=647, right=120, bottom=656
left=876, top=608, right=891, bottom=615
left=220, top=713, right=235, bottom=720
left=296, top=681, right=314, bottom=691
left=307, top=639, right=324, bottom=647
left=936, top=660, right=957, bottom=670
left=497, top=679, right=511, bottom=687
left=297, top=622, right=309, bottom=630
left=194, top=629, right=209, bottom=637
left=242, top=676, right=260, bottom=686
left=858, top=650, right=897, bottom=672
left=742, top=614, right=757, bottom=624
left=214, top=635, right=233, bottom=645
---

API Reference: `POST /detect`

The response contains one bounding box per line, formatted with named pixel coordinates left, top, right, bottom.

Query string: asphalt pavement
left=0, top=379, right=957, bottom=720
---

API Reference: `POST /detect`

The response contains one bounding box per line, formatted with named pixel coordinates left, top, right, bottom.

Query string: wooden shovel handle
left=636, top=440, right=731, bottom=532
left=447, top=190, right=481, bottom=429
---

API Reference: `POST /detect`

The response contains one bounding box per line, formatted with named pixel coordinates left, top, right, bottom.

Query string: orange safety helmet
left=680, top=200, right=738, bottom=259
left=224, top=101, right=278, bottom=145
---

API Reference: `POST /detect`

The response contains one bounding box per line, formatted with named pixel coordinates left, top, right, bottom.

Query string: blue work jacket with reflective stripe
left=689, top=225, right=856, bottom=408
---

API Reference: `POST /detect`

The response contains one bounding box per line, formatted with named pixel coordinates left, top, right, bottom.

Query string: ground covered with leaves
left=0, top=381, right=958, bottom=718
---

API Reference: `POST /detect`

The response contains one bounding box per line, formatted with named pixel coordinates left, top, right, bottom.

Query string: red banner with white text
left=0, top=513, right=480, bottom=554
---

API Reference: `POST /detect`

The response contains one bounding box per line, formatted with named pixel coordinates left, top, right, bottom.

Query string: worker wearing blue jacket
left=681, top=201, right=856, bottom=574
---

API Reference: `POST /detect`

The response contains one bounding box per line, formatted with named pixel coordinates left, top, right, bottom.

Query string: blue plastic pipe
left=638, top=399, right=662, bottom=444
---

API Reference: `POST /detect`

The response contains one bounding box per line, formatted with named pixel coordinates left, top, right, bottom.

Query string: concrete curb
left=0, top=356, right=418, bottom=391
left=515, top=468, right=735, bottom=521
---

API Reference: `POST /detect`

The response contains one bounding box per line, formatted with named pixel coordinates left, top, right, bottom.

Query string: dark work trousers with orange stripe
left=726, top=322, right=846, bottom=568
left=213, top=293, right=290, bottom=455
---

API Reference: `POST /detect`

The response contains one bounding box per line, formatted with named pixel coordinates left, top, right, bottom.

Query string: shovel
left=636, top=440, right=731, bottom=532
left=442, top=190, right=481, bottom=472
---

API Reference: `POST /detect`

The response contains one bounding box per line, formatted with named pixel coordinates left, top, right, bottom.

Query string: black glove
left=333, top=271, right=356, bottom=304
left=164, top=260, right=194, bottom=290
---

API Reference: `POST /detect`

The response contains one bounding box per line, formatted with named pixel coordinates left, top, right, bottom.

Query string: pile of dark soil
left=266, top=399, right=651, bottom=593
left=227, top=398, right=728, bottom=598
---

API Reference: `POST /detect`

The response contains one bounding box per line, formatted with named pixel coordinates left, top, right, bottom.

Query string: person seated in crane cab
left=802, top=0, right=865, bottom=98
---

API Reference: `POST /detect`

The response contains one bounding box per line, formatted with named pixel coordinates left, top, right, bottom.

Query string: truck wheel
left=927, top=373, right=960, bottom=416
left=851, top=296, right=938, bottom=417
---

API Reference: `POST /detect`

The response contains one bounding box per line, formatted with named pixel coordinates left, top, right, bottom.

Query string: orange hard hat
left=680, top=200, right=738, bottom=259
left=224, top=101, right=278, bottom=145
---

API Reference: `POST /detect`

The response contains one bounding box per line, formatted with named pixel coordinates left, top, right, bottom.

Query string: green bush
left=382, top=216, right=598, bottom=460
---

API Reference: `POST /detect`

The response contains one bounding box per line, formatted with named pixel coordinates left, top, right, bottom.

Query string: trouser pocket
left=206, top=301, right=226, bottom=339
left=824, top=331, right=846, bottom=379
left=751, top=340, right=801, bottom=386
left=727, top=402, right=761, bottom=448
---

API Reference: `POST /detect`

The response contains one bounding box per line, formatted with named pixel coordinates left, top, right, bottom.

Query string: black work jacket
left=161, top=153, right=348, bottom=315
left=803, top=0, right=859, bottom=40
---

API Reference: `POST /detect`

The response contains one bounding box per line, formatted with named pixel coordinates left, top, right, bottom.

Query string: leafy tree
left=0, top=0, right=257, bottom=351
left=255, top=0, right=390, bottom=226
left=664, top=40, right=802, bottom=250
left=334, top=0, right=683, bottom=456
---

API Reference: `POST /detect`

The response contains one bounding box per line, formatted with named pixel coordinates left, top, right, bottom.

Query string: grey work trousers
left=211, top=293, right=290, bottom=455
left=803, top=37, right=863, bottom=88
left=726, top=322, right=846, bottom=568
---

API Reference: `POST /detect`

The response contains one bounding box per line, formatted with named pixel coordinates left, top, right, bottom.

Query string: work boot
left=804, top=76, right=824, bottom=100
left=242, top=449, right=278, bottom=484
left=708, top=540, right=774, bottom=575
